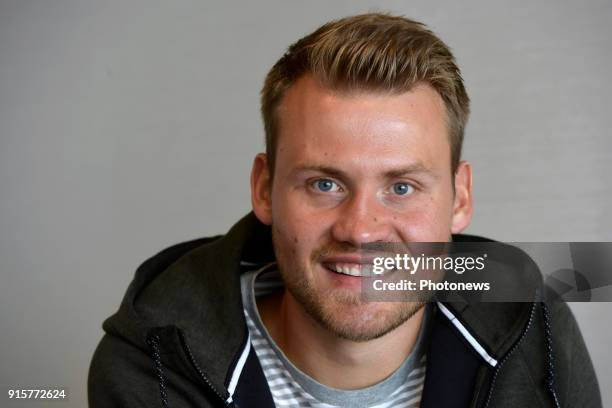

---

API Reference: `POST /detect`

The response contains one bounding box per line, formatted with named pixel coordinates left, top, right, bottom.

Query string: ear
left=451, top=160, right=473, bottom=234
left=250, top=153, right=273, bottom=225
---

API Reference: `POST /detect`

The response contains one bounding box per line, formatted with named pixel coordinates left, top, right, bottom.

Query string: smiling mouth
left=323, top=262, right=375, bottom=277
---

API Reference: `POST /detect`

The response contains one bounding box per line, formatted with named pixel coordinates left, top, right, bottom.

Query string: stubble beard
left=272, top=229, right=424, bottom=342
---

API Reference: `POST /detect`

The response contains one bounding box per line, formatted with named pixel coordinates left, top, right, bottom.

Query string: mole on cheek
left=293, top=237, right=298, bottom=243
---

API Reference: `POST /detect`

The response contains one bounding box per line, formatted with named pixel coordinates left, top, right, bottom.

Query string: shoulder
left=519, top=300, right=601, bottom=407
left=88, top=333, right=158, bottom=407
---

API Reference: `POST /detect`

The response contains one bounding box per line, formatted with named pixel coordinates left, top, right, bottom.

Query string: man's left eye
left=391, top=182, right=414, bottom=196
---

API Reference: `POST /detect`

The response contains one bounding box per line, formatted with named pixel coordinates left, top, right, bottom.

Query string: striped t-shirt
left=240, top=265, right=431, bottom=408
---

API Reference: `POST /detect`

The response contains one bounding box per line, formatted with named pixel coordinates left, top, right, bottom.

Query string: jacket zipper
left=178, top=330, right=234, bottom=407
left=481, top=301, right=537, bottom=408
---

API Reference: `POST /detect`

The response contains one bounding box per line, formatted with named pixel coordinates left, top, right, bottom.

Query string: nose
left=330, top=191, right=394, bottom=247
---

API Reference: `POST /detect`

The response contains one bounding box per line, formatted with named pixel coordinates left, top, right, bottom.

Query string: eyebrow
left=292, top=162, right=437, bottom=179
left=384, top=163, right=436, bottom=178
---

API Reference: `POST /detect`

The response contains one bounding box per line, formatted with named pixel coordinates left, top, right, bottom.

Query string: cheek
left=271, top=189, right=308, bottom=234
left=271, top=190, right=324, bottom=257
left=395, top=195, right=455, bottom=241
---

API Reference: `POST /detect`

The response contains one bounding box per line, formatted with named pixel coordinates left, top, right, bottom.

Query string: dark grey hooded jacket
left=88, top=212, right=602, bottom=407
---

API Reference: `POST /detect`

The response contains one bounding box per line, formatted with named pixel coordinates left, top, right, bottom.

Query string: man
left=88, top=13, right=601, bottom=408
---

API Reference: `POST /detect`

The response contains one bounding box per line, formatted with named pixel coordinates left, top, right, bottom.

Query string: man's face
left=251, top=75, right=472, bottom=341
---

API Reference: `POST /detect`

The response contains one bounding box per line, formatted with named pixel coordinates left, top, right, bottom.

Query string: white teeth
left=328, top=263, right=374, bottom=277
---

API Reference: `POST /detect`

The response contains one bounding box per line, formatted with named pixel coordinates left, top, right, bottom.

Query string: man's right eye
left=311, top=179, right=342, bottom=193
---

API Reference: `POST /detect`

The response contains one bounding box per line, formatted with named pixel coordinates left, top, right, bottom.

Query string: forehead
left=275, top=76, right=451, bottom=173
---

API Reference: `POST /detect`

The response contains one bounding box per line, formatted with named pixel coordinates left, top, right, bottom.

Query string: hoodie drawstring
left=146, top=333, right=170, bottom=408
left=541, top=302, right=561, bottom=408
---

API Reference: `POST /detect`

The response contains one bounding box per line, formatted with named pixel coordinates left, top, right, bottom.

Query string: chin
left=309, top=292, right=424, bottom=342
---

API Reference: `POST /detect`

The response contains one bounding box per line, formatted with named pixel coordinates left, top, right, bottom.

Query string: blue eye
left=313, top=179, right=340, bottom=192
left=392, top=182, right=413, bottom=195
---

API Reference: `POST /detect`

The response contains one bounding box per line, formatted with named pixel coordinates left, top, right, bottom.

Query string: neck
left=257, top=290, right=425, bottom=389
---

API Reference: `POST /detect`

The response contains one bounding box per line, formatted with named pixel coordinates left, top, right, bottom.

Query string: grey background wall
left=1, top=0, right=610, bottom=407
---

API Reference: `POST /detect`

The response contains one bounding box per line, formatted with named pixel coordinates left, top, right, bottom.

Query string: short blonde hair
left=261, top=12, right=470, bottom=173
